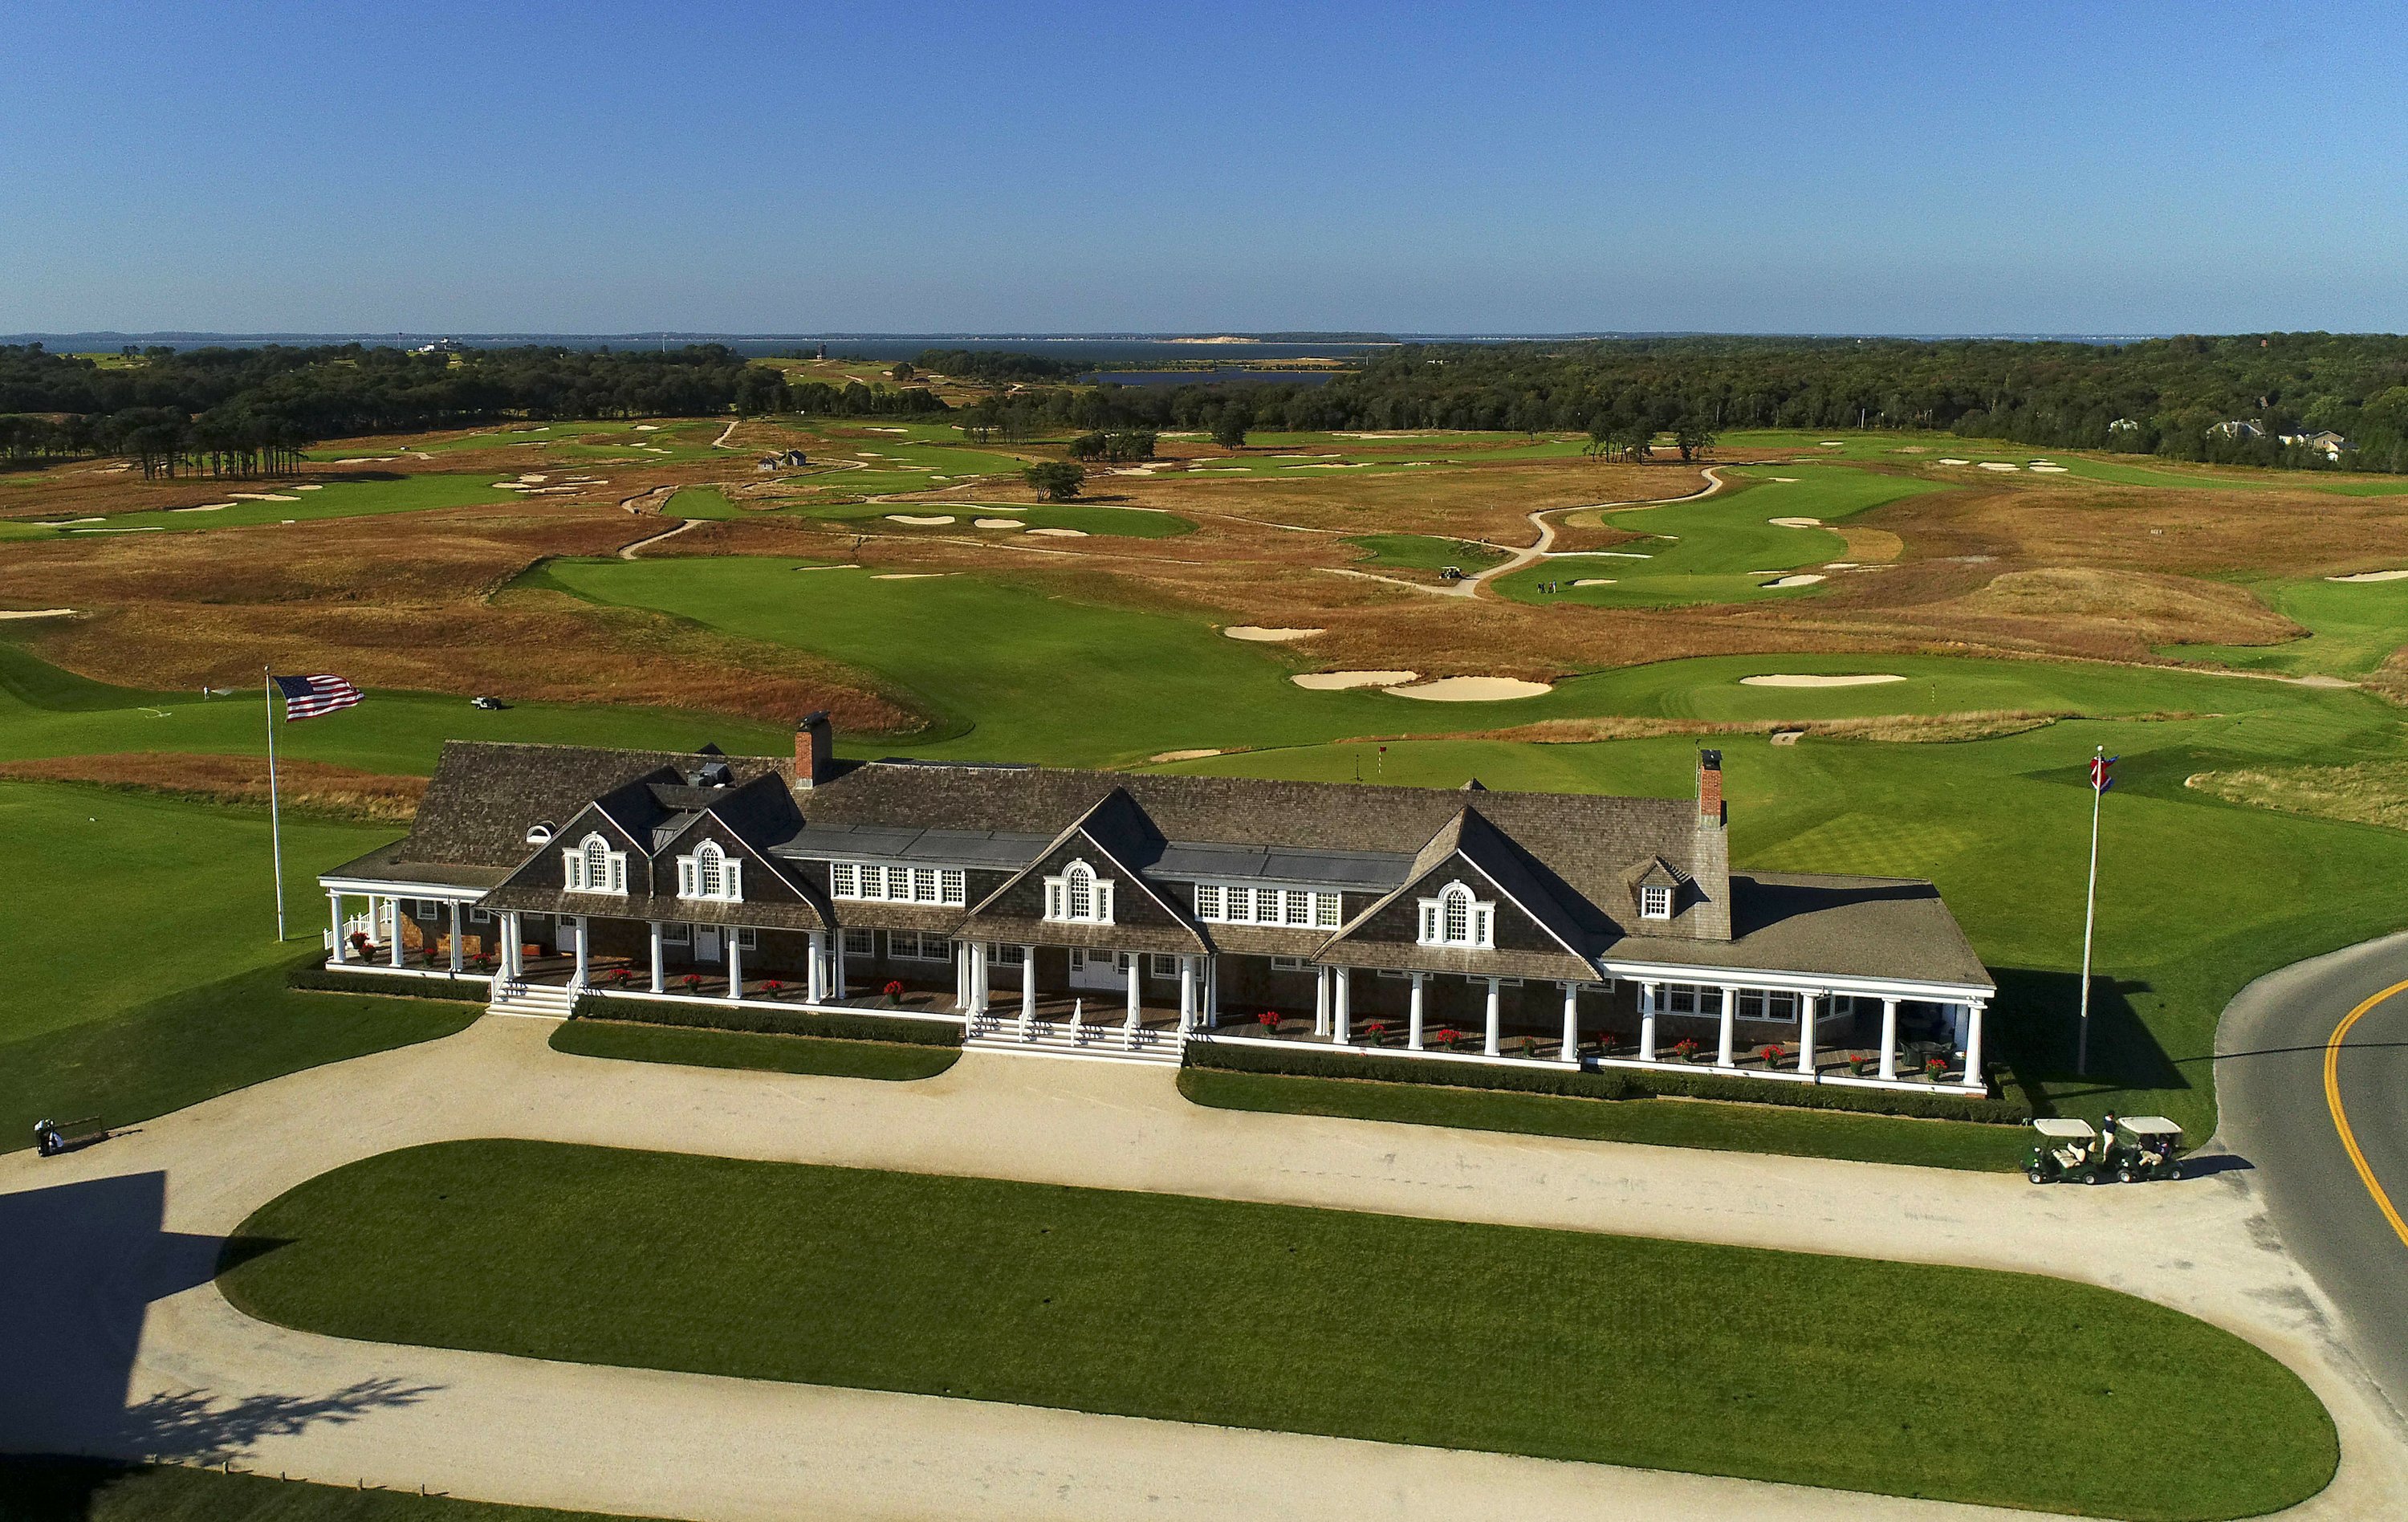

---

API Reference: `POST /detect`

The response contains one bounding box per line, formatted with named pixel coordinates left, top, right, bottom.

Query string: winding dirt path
left=1462, top=464, right=1730, bottom=600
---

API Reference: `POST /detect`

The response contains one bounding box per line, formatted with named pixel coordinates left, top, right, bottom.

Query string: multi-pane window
left=831, top=861, right=966, bottom=907
left=1735, top=988, right=1802, bottom=1022
left=1662, top=983, right=1723, bottom=1015
left=564, top=832, right=627, bottom=894
left=677, top=842, right=741, bottom=901
left=1193, top=882, right=1341, bottom=928
left=841, top=927, right=876, bottom=956
left=1639, top=884, right=1674, bottom=920
left=1043, top=861, right=1114, bottom=924
left=888, top=930, right=950, bottom=962
left=1416, top=882, right=1495, bottom=948
left=1148, top=953, right=1182, bottom=979
left=987, top=944, right=1026, bottom=967
left=1269, top=955, right=1310, bottom=971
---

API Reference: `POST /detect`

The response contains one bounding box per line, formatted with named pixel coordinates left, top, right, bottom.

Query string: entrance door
left=1068, top=949, right=1129, bottom=992
left=551, top=918, right=574, bottom=954
left=695, top=927, right=723, bottom=963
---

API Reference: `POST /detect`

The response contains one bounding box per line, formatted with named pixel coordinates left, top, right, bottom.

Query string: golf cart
left=2026, top=1117, right=2104, bottom=1184
left=2107, top=1115, right=2184, bottom=1182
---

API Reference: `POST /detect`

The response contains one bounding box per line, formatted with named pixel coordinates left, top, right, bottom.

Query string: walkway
left=2, top=1014, right=2402, bottom=1521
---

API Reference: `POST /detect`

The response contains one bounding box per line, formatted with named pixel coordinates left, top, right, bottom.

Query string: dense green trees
left=1067, top=429, right=1157, bottom=462
left=1023, top=461, right=1086, bottom=500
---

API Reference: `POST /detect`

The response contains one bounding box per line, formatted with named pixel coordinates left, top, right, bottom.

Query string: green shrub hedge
left=287, top=960, right=492, bottom=1004
left=576, top=992, right=962, bottom=1048
left=1185, top=1037, right=2030, bottom=1124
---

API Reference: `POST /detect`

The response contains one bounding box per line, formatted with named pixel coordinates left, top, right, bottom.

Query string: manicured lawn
left=0, top=1455, right=643, bottom=1521
left=779, top=499, right=1195, bottom=536
left=663, top=485, right=741, bottom=519
left=21, top=473, right=525, bottom=535
left=0, top=958, right=478, bottom=1154
left=2161, top=574, right=2408, bottom=677
left=222, top=1140, right=2336, bottom=1520
left=1344, top=532, right=1509, bottom=572
left=549, top=1018, right=958, bottom=1080
left=1178, top=1069, right=2025, bottom=1170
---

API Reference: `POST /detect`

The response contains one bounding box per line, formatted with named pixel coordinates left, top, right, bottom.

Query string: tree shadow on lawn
left=0, top=1170, right=437, bottom=1467
left=1992, top=966, right=2187, bottom=1112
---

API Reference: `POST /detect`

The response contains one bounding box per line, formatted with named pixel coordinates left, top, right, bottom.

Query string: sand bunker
left=1938, top=458, right=1971, bottom=466
left=1819, top=441, right=1845, bottom=446
left=1571, top=578, right=1616, bottom=587
left=973, top=519, right=1026, bottom=530
left=1760, top=574, right=1827, bottom=588
left=1149, top=749, right=1224, bottom=763
left=793, top=564, right=863, bottom=572
left=2028, top=465, right=2069, bottom=474
left=1768, top=516, right=1823, bottom=527
left=885, top=514, right=956, bottom=526
left=169, top=504, right=229, bottom=513
left=633, top=424, right=658, bottom=431
left=0, top=608, right=75, bottom=620
left=2327, top=569, right=2408, bottom=583
left=1390, top=677, right=1554, bottom=702
left=229, top=493, right=271, bottom=501
left=1741, top=674, right=1906, bottom=688
left=1223, top=626, right=1324, bottom=643
left=262, top=493, right=299, bottom=501
left=294, top=483, right=323, bottom=490
left=1977, top=462, right=2020, bottom=471
left=1771, top=476, right=1800, bottom=482
left=1292, top=670, right=1417, bottom=690
left=1028, top=527, right=1088, bottom=538
left=871, top=572, right=947, bottom=580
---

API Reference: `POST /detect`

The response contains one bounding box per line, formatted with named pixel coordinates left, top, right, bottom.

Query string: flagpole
left=2076, top=743, right=2103, bottom=1076
left=265, top=667, right=287, bottom=942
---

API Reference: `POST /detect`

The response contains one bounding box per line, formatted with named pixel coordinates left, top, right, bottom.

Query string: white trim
left=1595, top=957, right=1992, bottom=1004
left=1043, top=858, right=1114, bottom=926
left=317, top=877, right=487, bottom=899
left=1417, top=880, right=1494, bottom=949
left=1639, top=883, right=1674, bottom=920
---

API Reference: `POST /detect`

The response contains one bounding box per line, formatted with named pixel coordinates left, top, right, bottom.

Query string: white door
left=1068, top=949, right=1129, bottom=992
left=551, top=918, right=573, bottom=954
left=695, top=927, right=722, bottom=963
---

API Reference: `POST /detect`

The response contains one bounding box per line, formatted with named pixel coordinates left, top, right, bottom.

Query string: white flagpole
left=2076, top=744, right=2103, bottom=1076
left=265, top=666, right=287, bottom=942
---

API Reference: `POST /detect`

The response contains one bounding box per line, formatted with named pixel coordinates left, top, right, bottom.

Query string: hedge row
left=1184, top=1039, right=2031, bottom=1125
left=575, top=993, right=963, bottom=1048
left=288, top=962, right=492, bottom=1004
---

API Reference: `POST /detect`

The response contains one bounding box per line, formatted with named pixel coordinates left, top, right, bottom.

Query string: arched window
left=1044, top=858, right=1113, bottom=924
left=1442, top=884, right=1471, bottom=943
left=1418, top=879, right=1495, bottom=948
left=582, top=833, right=609, bottom=885
left=1066, top=862, right=1093, bottom=919
left=697, top=842, right=724, bottom=897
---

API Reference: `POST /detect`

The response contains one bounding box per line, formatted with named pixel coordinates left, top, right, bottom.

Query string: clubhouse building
left=320, top=715, right=1997, bottom=1093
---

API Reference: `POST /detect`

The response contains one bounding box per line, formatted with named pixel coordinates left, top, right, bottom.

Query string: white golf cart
left=2025, top=1117, right=2104, bottom=1185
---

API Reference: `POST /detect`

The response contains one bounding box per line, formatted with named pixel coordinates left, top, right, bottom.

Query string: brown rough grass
left=2187, top=759, right=2408, bottom=832
left=0, top=752, right=427, bottom=821
left=1446, top=709, right=2176, bottom=746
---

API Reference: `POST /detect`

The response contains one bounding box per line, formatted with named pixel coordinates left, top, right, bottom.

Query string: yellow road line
left=2325, top=979, right=2408, bottom=1252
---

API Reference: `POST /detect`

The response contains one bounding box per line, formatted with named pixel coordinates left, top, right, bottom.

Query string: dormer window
left=564, top=832, right=627, bottom=894
left=1639, top=884, right=1674, bottom=920
left=677, top=840, right=743, bottom=902
left=1043, top=860, right=1113, bottom=925
left=525, top=822, right=555, bottom=846
left=1417, top=881, right=1494, bottom=949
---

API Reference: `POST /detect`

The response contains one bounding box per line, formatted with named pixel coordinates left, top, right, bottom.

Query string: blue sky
left=6, top=1, right=2404, bottom=336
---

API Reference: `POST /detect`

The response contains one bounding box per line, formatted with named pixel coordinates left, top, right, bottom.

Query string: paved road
left=2217, top=930, right=2408, bottom=1413
left=4, top=1013, right=2405, bottom=1520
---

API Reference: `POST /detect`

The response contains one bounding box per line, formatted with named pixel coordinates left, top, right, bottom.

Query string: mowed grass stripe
left=222, top=1140, right=2336, bottom=1520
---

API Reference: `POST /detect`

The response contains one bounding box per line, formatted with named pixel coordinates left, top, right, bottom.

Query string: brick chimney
left=1690, top=749, right=1732, bottom=940
left=795, top=710, right=833, bottom=791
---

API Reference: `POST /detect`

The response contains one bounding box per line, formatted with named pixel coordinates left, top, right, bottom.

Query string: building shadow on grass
left=1991, top=966, right=2186, bottom=1111
left=0, top=1170, right=438, bottom=1467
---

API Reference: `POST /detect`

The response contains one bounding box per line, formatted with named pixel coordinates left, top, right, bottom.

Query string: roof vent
left=686, top=759, right=734, bottom=787
left=525, top=821, right=555, bottom=845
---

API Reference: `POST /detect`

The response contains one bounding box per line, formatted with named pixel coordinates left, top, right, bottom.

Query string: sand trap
left=1823, top=562, right=1861, bottom=570
left=1768, top=516, right=1823, bottom=527
left=0, top=608, right=75, bottom=620
left=1293, top=670, right=1417, bottom=690
left=1571, top=578, right=1616, bottom=587
left=973, top=518, right=1027, bottom=530
left=885, top=514, right=956, bottom=526
left=169, top=504, right=229, bottom=513
left=1390, top=677, right=1554, bottom=702
left=1771, top=476, right=1800, bottom=482
left=294, top=483, right=324, bottom=490
left=42, top=518, right=104, bottom=526
left=633, top=425, right=658, bottom=431
left=1819, top=441, right=1845, bottom=447
left=792, top=564, right=862, bottom=572
left=2327, top=569, right=2408, bottom=583
left=871, top=573, right=947, bottom=580
left=2028, top=465, right=2069, bottom=474
left=1223, top=626, right=1324, bottom=643
left=1028, top=527, right=1088, bottom=538
left=1584, top=551, right=1653, bottom=560
left=1149, top=749, right=1224, bottom=763
left=1937, top=458, right=1971, bottom=466
left=1977, top=462, right=2020, bottom=471
left=229, top=493, right=272, bottom=501
left=1760, top=574, right=1827, bottom=588
left=1741, top=674, right=1906, bottom=688
left=519, top=474, right=548, bottom=482
left=262, top=493, right=299, bottom=501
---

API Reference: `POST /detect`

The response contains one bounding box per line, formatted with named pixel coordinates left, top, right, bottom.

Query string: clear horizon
left=6, top=0, right=2403, bottom=336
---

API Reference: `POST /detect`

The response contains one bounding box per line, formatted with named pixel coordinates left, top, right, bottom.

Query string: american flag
left=273, top=672, right=363, bottom=721
left=2089, top=754, right=2117, bottom=793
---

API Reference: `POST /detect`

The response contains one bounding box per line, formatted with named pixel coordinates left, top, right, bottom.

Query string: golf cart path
left=1462, top=464, right=1730, bottom=600
left=2, top=1013, right=2399, bottom=1522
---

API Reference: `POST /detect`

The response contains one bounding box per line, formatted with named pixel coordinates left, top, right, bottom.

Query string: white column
left=1314, top=967, right=1332, bottom=1036
left=1878, top=996, right=1900, bottom=1080
left=330, top=892, right=348, bottom=961
left=1179, top=955, right=1198, bottom=1034
left=445, top=901, right=463, bottom=972
left=1639, top=981, right=1659, bottom=1061
left=502, top=911, right=521, bottom=979
left=954, top=942, right=972, bottom=1011
left=389, top=899, right=407, bottom=968
left=974, top=943, right=991, bottom=1015
left=1022, top=946, right=1039, bottom=1022
left=649, top=922, right=666, bottom=993
left=726, top=930, right=744, bottom=1000
left=1124, top=955, right=1141, bottom=1031
left=1483, top=977, right=1502, bottom=1056
left=1963, top=999, right=1987, bottom=1089
left=571, top=914, right=590, bottom=987
left=1205, top=954, right=1219, bottom=1028
left=805, top=930, right=825, bottom=1001
left=1408, top=973, right=1426, bottom=1050
left=1796, top=992, right=1819, bottom=1076
left=1559, top=983, right=1580, bottom=1064
left=832, top=934, right=847, bottom=1000
left=1332, top=967, right=1352, bottom=1044
left=1717, top=985, right=1739, bottom=1068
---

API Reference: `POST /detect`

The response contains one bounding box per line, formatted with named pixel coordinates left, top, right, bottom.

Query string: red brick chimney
left=795, top=710, right=833, bottom=791
left=1697, top=748, right=1723, bottom=826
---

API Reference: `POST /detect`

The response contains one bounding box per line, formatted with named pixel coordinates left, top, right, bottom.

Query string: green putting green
left=1345, top=532, right=1510, bottom=572
left=2161, top=574, right=2408, bottom=677
left=18, top=472, right=534, bottom=535
left=221, top=1141, right=2337, bottom=1520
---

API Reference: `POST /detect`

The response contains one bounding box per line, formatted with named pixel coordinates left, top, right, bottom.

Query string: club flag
left=2089, top=754, right=2117, bottom=792
left=273, top=672, right=363, bottom=721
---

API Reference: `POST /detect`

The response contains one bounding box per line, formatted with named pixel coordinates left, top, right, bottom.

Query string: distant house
left=2210, top=419, right=2264, bottom=440
left=2107, top=417, right=2142, bottom=433
left=411, top=337, right=464, bottom=356
left=755, top=449, right=809, bottom=472
left=2279, top=430, right=2349, bottom=460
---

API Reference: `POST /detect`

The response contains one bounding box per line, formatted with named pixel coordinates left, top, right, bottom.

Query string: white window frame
left=841, top=927, right=876, bottom=956
left=1194, top=881, right=1340, bottom=928
left=1269, top=955, right=1309, bottom=971
left=1416, top=881, right=1495, bottom=949
left=564, top=832, right=628, bottom=896
left=662, top=922, right=692, bottom=946
left=889, top=930, right=950, bottom=962
left=405, top=897, right=440, bottom=919
left=1639, top=884, right=1674, bottom=920
left=468, top=907, right=493, bottom=926
left=735, top=926, right=759, bottom=950
left=1735, top=988, right=1800, bottom=1023
left=677, top=842, right=742, bottom=903
left=830, top=859, right=966, bottom=907
left=988, top=943, right=1026, bottom=967
left=1148, top=952, right=1181, bottom=980
left=1043, top=859, right=1114, bottom=925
